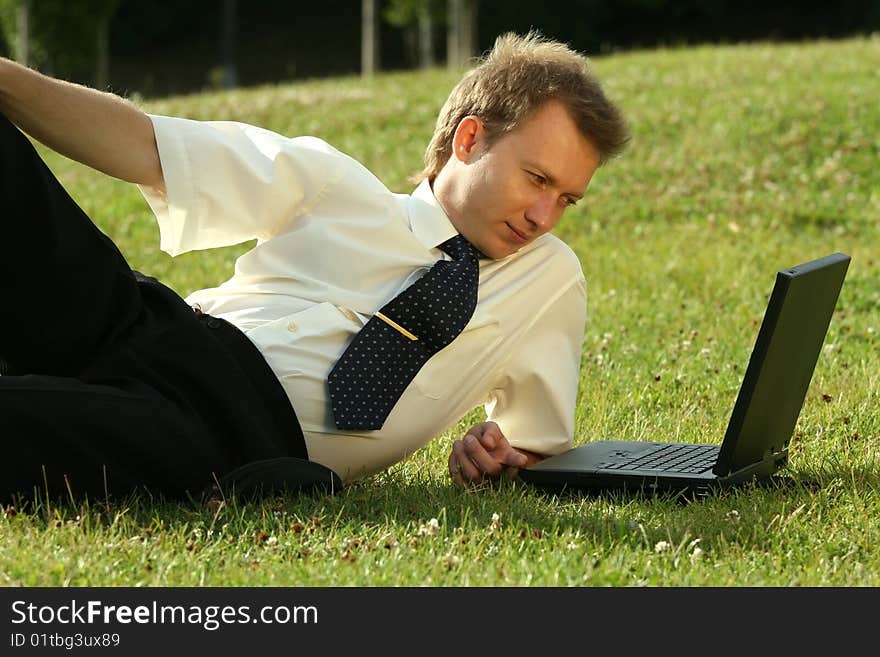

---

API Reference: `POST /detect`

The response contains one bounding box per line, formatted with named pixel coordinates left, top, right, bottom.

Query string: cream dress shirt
left=139, top=115, right=587, bottom=483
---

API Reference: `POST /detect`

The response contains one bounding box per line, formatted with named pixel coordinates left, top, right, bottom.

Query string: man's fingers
left=452, top=440, right=486, bottom=483
left=448, top=450, right=472, bottom=487
left=468, top=428, right=525, bottom=470
left=473, top=427, right=496, bottom=450
left=500, top=446, right=529, bottom=468
left=448, top=452, right=467, bottom=487
left=464, top=434, right=507, bottom=477
left=449, top=422, right=525, bottom=487
left=468, top=421, right=502, bottom=450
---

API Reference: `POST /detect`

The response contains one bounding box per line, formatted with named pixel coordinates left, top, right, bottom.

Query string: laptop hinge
left=716, top=448, right=788, bottom=483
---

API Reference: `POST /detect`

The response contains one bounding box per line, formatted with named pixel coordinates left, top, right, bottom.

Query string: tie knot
left=439, top=234, right=484, bottom=261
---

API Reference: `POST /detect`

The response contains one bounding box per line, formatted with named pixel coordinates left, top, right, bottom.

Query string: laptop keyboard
left=598, top=443, right=719, bottom=474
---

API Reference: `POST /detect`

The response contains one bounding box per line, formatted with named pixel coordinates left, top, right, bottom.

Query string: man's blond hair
left=417, top=31, right=629, bottom=182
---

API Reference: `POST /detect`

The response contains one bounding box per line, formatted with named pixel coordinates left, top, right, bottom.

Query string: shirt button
left=287, top=321, right=298, bottom=332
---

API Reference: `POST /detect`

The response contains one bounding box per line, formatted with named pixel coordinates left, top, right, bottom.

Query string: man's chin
left=479, top=234, right=524, bottom=260
left=488, top=246, right=520, bottom=260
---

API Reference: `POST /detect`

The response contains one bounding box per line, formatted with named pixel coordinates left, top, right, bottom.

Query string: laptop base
left=519, top=440, right=789, bottom=497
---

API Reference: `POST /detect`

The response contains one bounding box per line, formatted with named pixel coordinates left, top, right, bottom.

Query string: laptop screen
left=713, top=253, right=850, bottom=476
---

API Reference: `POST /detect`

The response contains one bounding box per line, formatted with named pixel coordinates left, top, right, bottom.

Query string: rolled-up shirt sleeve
left=138, top=114, right=344, bottom=256
left=485, top=275, right=587, bottom=457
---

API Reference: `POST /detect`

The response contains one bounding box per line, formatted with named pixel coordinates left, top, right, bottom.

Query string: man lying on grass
left=0, top=32, right=628, bottom=501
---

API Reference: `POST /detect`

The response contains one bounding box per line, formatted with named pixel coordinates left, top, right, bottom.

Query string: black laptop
left=519, top=252, right=851, bottom=496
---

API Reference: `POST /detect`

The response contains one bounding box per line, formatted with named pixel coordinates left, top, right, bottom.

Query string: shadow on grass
left=4, top=464, right=876, bottom=556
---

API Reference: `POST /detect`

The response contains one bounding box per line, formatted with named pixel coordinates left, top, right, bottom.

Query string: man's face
left=433, top=100, right=600, bottom=260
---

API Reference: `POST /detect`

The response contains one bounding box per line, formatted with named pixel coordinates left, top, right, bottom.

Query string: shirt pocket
left=412, top=308, right=502, bottom=400
left=243, top=302, right=362, bottom=378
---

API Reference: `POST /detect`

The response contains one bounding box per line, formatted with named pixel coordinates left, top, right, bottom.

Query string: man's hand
left=447, top=421, right=543, bottom=487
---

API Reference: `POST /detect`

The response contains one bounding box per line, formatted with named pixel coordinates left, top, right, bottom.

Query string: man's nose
left=524, top=194, right=559, bottom=232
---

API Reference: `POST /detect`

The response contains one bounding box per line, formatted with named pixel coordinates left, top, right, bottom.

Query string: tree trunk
left=221, top=0, right=238, bottom=88
left=464, top=0, right=478, bottom=63
left=418, top=2, right=434, bottom=69
left=96, top=16, right=110, bottom=90
left=15, top=0, right=30, bottom=67
left=447, top=0, right=462, bottom=69
left=361, top=0, right=379, bottom=76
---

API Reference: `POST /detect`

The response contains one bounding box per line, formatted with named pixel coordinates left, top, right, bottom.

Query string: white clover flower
left=654, top=540, right=672, bottom=553
left=418, top=518, right=441, bottom=536
left=490, top=513, right=502, bottom=531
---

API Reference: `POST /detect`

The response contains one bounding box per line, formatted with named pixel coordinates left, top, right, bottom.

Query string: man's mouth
left=505, top=222, right=528, bottom=244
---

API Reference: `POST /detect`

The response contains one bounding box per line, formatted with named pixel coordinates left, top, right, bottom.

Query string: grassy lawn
left=2, top=37, right=879, bottom=586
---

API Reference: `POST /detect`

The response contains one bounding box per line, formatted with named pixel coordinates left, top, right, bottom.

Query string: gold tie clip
left=375, top=312, right=418, bottom=341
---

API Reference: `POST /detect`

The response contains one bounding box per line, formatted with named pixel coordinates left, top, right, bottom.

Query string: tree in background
left=0, top=0, right=120, bottom=87
left=362, top=0, right=380, bottom=76
left=220, top=0, right=238, bottom=88
left=384, top=0, right=436, bottom=69
left=3, top=0, right=879, bottom=97
left=446, top=0, right=477, bottom=68
left=384, top=0, right=476, bottom=70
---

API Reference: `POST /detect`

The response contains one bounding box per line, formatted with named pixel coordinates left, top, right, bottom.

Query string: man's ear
left=451, top=115, right=485, bottom=162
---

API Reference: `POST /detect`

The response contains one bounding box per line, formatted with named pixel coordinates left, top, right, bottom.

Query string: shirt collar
left=408, top=178, right=460, bottom=252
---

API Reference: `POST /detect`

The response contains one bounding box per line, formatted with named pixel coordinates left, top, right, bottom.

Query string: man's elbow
left=130, top=111, right=165, bottom=192
left=140, top=157, right=166, bottom=194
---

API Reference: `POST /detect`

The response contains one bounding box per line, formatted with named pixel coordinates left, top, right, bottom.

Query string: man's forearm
left=0, top=58, right=163, bottom=188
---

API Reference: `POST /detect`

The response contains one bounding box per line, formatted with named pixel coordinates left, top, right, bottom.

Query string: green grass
left=3, top=37, right=879, bottom=586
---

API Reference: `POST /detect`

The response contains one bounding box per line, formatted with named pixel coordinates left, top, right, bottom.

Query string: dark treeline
left=2, top=0, right=879, bottom=97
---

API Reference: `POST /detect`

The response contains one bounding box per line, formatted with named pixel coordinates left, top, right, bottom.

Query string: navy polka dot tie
left=328, top=234, right=485, bottom=430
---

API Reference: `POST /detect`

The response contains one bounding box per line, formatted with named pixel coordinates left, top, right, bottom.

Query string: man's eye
left=530, top=172, right=547, bottom=186
left=565, top=198, right=578, bottom=207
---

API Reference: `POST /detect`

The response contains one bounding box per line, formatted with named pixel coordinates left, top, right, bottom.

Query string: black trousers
left=0, top=112, right=309, bottom=502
